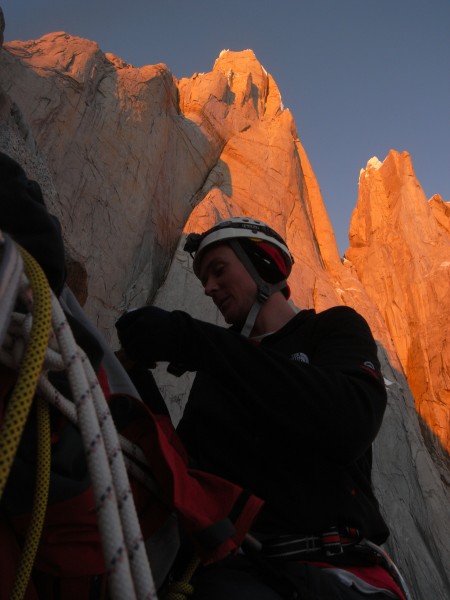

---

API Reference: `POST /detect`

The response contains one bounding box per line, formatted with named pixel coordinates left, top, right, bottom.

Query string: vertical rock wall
left=346, top=151, right=450, bottom=465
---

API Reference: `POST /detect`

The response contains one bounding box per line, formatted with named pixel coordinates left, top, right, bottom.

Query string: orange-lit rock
left=346, top=150, right=450, bottom=459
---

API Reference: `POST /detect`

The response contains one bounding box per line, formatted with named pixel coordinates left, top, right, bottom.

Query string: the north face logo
left=290, top=352, right=310, bottom=364
left=361, top=360, right=380, bottom=381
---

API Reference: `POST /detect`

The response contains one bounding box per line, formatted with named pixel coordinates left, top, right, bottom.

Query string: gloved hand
left=115, top=306, right=177, bottom=367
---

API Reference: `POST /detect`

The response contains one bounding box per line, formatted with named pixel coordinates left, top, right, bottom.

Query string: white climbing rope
left=2, top=326, right=161, bottom=501
left=0, top=233, right=23, bottom=347
left=0, top=233, right=159, bottom=600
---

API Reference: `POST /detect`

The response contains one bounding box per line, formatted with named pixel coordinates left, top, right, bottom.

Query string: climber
left=116, top=216, right=407, bottom=599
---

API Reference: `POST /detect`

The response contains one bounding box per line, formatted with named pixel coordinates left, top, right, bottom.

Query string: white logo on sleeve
left=363, top=361, right=375, bottom=370
left=290, top=352, right=310, bottom=364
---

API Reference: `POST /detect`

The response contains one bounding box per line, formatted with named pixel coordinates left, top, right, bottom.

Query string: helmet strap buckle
left=257, top=284, right=271, bottom=303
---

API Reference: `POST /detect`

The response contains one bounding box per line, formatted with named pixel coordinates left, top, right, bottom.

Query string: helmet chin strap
left=228, top=240, right=285, bottom=337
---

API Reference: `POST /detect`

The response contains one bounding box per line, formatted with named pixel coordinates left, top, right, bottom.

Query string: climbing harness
left=0, top=233, right=159, bottom=600
left=255, top=526, right=364, bottom=560
left=243, top=530, right=413, bottom=600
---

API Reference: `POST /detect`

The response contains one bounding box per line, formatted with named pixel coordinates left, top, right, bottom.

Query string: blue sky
left=3, top=0, right=449, bottom=254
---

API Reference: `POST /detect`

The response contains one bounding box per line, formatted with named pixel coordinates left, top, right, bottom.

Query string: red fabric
left=118, top=397, right=264, bottom=564
left=257, top=242, right=291, bottom=298
left=302, top=560, right=406, bottom=600
left=339, top=564, right=406, bottom=600
left=0, top=513, right=39, bottom=600
left=11, top=487, right=105, bottom=577
left=33, top=572, right=104, bottom=600
left=96, top=366, right=111, bottom=400
left=0, top=515, right=100, bottom=600
left=257, top=242, right=288, bottom=276
left=1, top=366, right=262, bottom=597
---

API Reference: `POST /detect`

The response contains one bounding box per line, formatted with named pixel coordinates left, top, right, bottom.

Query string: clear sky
left=3, top=0, right=449, bottom=254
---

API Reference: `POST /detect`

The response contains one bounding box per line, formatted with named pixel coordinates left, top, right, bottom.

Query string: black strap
left=257, top=526, right=363, bottom=561
left=192, top=519, right=236, bottom=553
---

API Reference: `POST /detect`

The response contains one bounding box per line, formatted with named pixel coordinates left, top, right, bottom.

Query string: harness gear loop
left=244, top=531, right=413, bottom=600
left=257, top=526, right=362, bottom=560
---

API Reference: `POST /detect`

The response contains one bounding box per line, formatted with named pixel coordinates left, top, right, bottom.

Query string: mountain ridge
left=0, top=32, right=449, bottom=598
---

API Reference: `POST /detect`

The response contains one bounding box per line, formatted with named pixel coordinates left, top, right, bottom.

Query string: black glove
left=115, top=306, right=178, bottom=367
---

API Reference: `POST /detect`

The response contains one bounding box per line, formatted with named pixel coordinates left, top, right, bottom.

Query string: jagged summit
left=366, top=156, right=382, bottom=170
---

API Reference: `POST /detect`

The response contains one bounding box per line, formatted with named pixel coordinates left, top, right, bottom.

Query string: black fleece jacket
left=118, top=304, right=389, bottom=543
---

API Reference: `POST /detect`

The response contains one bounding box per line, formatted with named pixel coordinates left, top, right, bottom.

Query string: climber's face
left=199, top=244, right=257, bottom=325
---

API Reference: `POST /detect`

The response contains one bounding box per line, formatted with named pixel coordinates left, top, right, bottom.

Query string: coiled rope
left=0, top=244, right=52, bottom=600
left=0, top=238, right=158, bottom=600
left=17, top=320, right=201, bottom=600
left=51, top=295, right=157, bottom=599
left=164, top=555, right=201, bottom=600
left=0, top=233, right=23, bottom=348
left=10, top=397, right=51, bottom=600
left=0, top=245, right=51, bottom=499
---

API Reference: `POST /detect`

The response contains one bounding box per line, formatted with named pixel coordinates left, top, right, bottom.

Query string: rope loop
left=164, top=581, right=195, bottom=599
left=163, top=555, right=200, bottom=600
left=0, top=236, right=159, bottom=599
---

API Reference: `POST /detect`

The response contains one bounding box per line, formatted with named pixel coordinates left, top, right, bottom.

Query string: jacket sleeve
left=153, top=307, right=387, bottom=466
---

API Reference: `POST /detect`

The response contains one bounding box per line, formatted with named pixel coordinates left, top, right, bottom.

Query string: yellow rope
left=10, top=396, right=51, bottom=600
left=0, top=246, right=51, bottom=499
left=0, top=246, right=52, bottom=599
left=164, top=555, right=201, bottom=600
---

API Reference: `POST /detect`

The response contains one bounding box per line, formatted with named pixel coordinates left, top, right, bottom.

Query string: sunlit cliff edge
left=0, top=31, right=449, bottom=598
left=347, top=151, right=450, bottom=468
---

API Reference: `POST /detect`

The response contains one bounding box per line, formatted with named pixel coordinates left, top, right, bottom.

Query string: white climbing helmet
left=184, top=216, right=293, bottom=278
left=184, top=217, right=294, bottom=336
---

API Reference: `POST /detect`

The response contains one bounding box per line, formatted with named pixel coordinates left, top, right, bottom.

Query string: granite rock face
left=0, top=32, right=449, bottom=599
left=1, top=32, right=225, bottom=334
left=346, top=151, right=450, bottom=465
